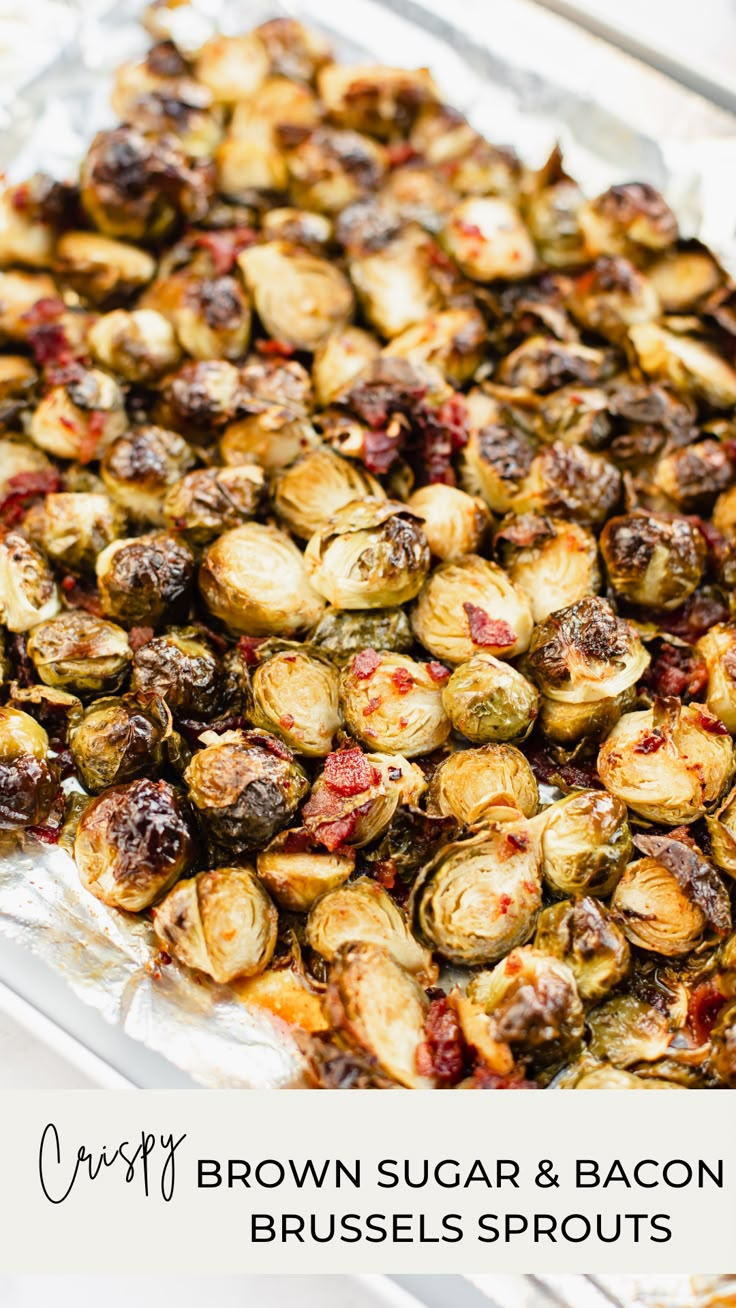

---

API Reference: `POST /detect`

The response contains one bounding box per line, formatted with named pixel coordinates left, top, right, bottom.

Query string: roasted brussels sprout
left=0, top=705, right=57, bottom=829
left=697, top=624, right=736, bottom=734
left=539, top=790, right=631, bottom=898
left=406, top=484, right=491, bottom=562
left=312, top=327, right=381, bottom=406
left=0, top=531, right=59, bottom=632
left=69, top=691, right=172, bottom=792
left=494, top=515, right=601, bottom=624
left=309, top=607, right=413, bottom=665
left=143, top=267, right=252, bottom=361
left=579, top=182, right=678, bottom=260
left=300, top=746, right=408, bottom=851
left=411, top=821, right=542, bottom=965
left=101, top=426, right=196, bottom=525
left=348, top=225, right=445, bottom=339
left=160, top=359, right=242, bottom=436
left=318, top=63, right=438, bottom=138
left=647, top=243, right=722, bottom=312
left=273, top=447, right=384, bottom=541
left=442, top=197, right=535, bottom=281
left=600, top=512, right=706, bottom=611
left=707, top=787, right=736, bottom=879
left=305, top=499, right=430, bottom=609
left=130, top=626, right=221, bottom=718
left=250, top=646, right=341, bottom=756
left=611, top=856, right=708, bottom=956
left=441, top=652, right=538, bottom=744
left=194, top=33, right=268, bottom=102
left=286, top=127, right=387, bottom=216
left=468, top=946, right=584, bottom=1065
left=238, top=242, right=354, bottom=351
left=199, top=523, right=325, bottom=636
left=566, top=256, right=659, bottom=341
left=598, top=699, right=734, bottom=825
left=154, top=865, right=277, bottom=985
left=385, top=308, right=487, bottom=386
left=54, top=231, right=155, bottom=303
left=256, top=829, right=354, bottom=912
left=80, top=127, right=210, bottom=241
left=27, top=612, right=131, bottom=695
left=162, top=465, right=264, bottom=547
left=426, top=743, right=538, bottom=824
left=709, top=1001, right=736, bottom=1087
left=74, top=777, right=197, bottom=910
left=184, top=728, right=309, bottom=852
left=653, top=439, right=734, bottom=514
left=324, top=941, right=435, bottom=1089
left=630, top=323, right=736, bottom=409
left=339, top=649, right=450, bottom=756
left=586, top=995, right=672, bottom=1069
left=307, top=877, right=436, bottom=984
left=29, top=371, right=126, bottom=463
left=23, top=492, right=125, bottom=576
left=96, top=532, right=194, bottom=627
left=88, top=309, right=181, bottom=382
left=534, top=897, right=630, bottom=1001
left=412, top=554, right=533, bottom=665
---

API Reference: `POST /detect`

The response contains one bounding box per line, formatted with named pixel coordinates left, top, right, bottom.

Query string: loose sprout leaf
left=633, top=833, right=732, bottom=935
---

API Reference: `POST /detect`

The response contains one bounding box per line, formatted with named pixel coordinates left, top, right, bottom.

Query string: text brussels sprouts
left=0, top=531, right=59, bottom=632
left=300, top=747, right=401, bottom=851
left=54, top=231, right=155, bottom=303
left=411, top=554, right=533, bottom=664
left=441, top=652, right=539, bottom=744
left=468, top=946, right=584, bottom=1065
left=27, top=612, right=132, bottom=696
left=88, top=308, right=181, bottom=382
left=410, top=821, right=542, bottom=965
left=184, top=728, right=309, bottom=852
left=273, top=447, right=384, bottom=541
left=534, top=897, right=630, bottom=1001
left=250, top=646, right=342, bottom=756
left=24, top=492, right=125, bottom=576
left=600, top=512, right=706, bottom=611
left=578, top=182, right=678, bottom=260
left=629, top=323, right=736, bottom=409
left=309, top=607, right=413, bottom=665
left=154, top=865, right=278, bottom=985
left=385, top=308, right=487, bottom=387
left=598, top=699, right=734, bottom=825
left=69, top=691, right=172, bottom=793
left=199, top=523, right=325, bottom=636
left=74, top=777, right=197, bottom=911
left=539, top=790, right=632, bottom=898
left=312, top=327, right=380, bottom=407
left=29, top=370, right=126, bottom=463
left=697, top=624, right=736, bottom=735
left=96, top=533, right=195, bottom=627
left=406, top=484, right=491, bottom=563
left=306, top=877, right=437, bottom=984
left=238, top=242, right=354, bottom=352
left=494, top=515, right=601, bottom=625
left=339, top=650, right=450, bottom=757
left=101, top=426, right=195, bottom=526
left=324, top=941, right=435, bottom=1089
left=611, top=857, right=708, bottom=956
left=441, top=197, right=535, bottom=281
left=256, top=829, right=355, bottom=912
left=0, top=705, right=57, bottom=830
left=163, top=465, right=264, bottom=547
left=426, top=743, right=538, bottom=825
left=305, top=499, right=430, bottom=610
left=130, top=627, right=222, bottom=719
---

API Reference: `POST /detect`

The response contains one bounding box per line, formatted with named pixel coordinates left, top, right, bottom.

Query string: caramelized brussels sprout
left=307, top=877, right=436, bottom=984
left=426, top=743, right=538, bottom=824
left=184, top=728, right=309, bottom=851
left=69, top=691, right=172, bottom=792
left=709, top=1001, right=736, bottom=1086
left=273, top=447, right=384, bottom=540
left=309, top=607, right=413, bottom=665
left=442, top=197, right=535, bottom=281
left=0, top=188, right=55, bottom=268
left=318, top=63, right=438, bottom=138
left=194, top=33, right=269, bottom=102
left=0, top=438, right=52, bottom=499
left=88, top=309, right=181, bottom=382
left=256, top=829, right=354, bottom=912
left=566, top=256, right=659, bottom=341
left=0, top=706, right=57, bottom=830
left=262, top=207, right=332, bottom=251
left=697, top=624, right=736, bottom=734
left=238, top=242, right=354, bottom=351
left=305, top=499, right=430, bottom=609
left=611, top=856, right=708, bottom=956
left=27, top=612, right=131, bottom=695
left=130, top=627, right=221, bottom=718
left=0, top=531, right=59, bottom=632
left=30, top=370, right=126, bottom=463
left=468, top=946, right=584, bottom=1065
left=534, top=897, right=630, bottom=1001
left=514, top=443, right=622, bottom=529
left=412, top=554, right=533, bottom=663
left=220, top=408, right=319, bottom=473
left=96, top=532, right=194, bottom=626
left=385, top=308, right=487, bottom=386
left=324, top=941, right=435, bottom=1089
left=160, top=359, right=242, bottom=436
left=648, top=244, right=722, bottom=312
left=54, top=231, right=155, bottom=303
left=301, top=746, right=400, bottom=850
left=652, top=440, right=734, bottom=514
left=24, top=492, right=125, bottom=576
left=80, top=127, right=211, bottom=241
left=339, top=649, right=450, bottom=757
left=707, top=787, right=736, bottom=879
left=579, top=182, right=678, bottom=259
left=406, top=484, right=491, bottom=563
left=143, top=268, right=252, bottom=361
left=0, top=270, right=57, bottom=341
left=74, top=777, right=197, bottom=910
left=598, top=699, right=734, bottom=825
left=441, top=652, right=538, bottom=744
left=154, top=865, right=278, bottom=984
left=250, top=646, right=341, bottom=756
left=630, top=323, right=736, bottom=409
left=286, top=128, right=387, bottom=216
left=600, top=512, right=706, bottom=611
left=586, top=995, right=672, bottom=1068
left=199, top=523, right=325, bottom=636
left=312, top=327, right=381, bottom=406
left=496, top=336, right=615, bottom=393
left=163, top=465, right=263, bottom=546
left=101, top=426, right=196, bottom=525
left=0, top=705, right=50, bottom=760
left=348, top=225, right=444, bottom=339
left=539, top=790, right=631, bottom=898
left=494, top=515, right=601, bottom=624
left=410, top=821, right=542, bottom=965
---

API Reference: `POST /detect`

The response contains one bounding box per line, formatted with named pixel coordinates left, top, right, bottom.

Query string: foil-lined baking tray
left=0, top=0, right=735, bottom=1090
left=467, top=1277, right=736, bottom=1308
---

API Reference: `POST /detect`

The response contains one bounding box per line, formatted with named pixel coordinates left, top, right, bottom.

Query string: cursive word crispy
left=38, top=1122, right=186, bottom=1204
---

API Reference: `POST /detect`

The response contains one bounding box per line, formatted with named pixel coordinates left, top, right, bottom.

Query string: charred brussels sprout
left=27, top=612, right=131, bottom=696
left=611, top=855, right=711, bottom=956
left=539, top=790, right=631, bottom=898
left=250, top=646, right=341, bottom=757
left=468, top=947, right=584, bottom=1065
left=534, top=897, right=630, bottom=1001
left=579, top=182, right=678, bottom=260
left=441, top=653, right=539, bottom=744
left=494, top=515, right=601, bottom=625
left=301, top=746, right=402, bottom=851
left=88, top=308, right=181, bottom=382
left=598, top=699, right=734, bottom=825
left=406, top=484, right=491, bottom=563
left=273, top=447, right=384, bottom=541
left=130, top=627, right=221, bottom=718
left=442, top=198, right=535, bottom=281
left=101, top=426, right=196, bottom=526
left=184, top=728, right=309, bottom=852
left=426, top=743, right=538, bottom=824
left=412, top=554, right=533, bottom=664
left=0, top=705, right=57, bottom=830
left=410, top=822, right=542, bottom=965
left=305, top=500, right=430, bottom=610
left=256, top=830, right=354, bottom=912
left=54, top=230, right=155, bottom=303
left=324, top=942, right=435, bottom=1089
left=339, top=650, right=450, bottom=757
left=80, top=127, right=210, bottom=241
left=238, top=242, right=354, bottom=351
left=74, top=777, right=197, bottom=911
left=199, top=523, right=325, bottom=637
left=306, top=877, right=437, bottom=984
left=153, top=865, right=278, bottom=985
left=586, top=995, right=672, bottom=1069
left=0, top=531, right=59, bottom=632
left=697, top=624, right=736, bottom=734
left=386, top=308, right=487, bottom=387
left=600, top=513, right=706, bottom=610
left=96, top=533, right=194, bottom=628
left=69, top=692, right=172, bottom=793
left=163, top=465, right=264, bottom=547
left=24, top=492, right=125, bottom=576
left=630, top=323, right=736, bottom=409
left=312, top=327, right=381, bottom=406
left=29, top=370, right=126, bottom=463
left=309, top=607, right=413, bottom=665
left=707, top=787, right=736, bottom=878
left=709, top=1002, right=736, bottom=1087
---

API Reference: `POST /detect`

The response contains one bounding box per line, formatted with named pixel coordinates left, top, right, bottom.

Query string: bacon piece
left=391, top=666, right=414, bottom=695
left=322, top=748, right=379, bottom=796
left=633, top=732, right=664, bottom=754
left=463, top=602, right=516, bottom=649
left=416, top=996, right=467, bottom=1084
left=426, top=660, right=450, bottom=682
left=351, top=648, right=382, bottom=679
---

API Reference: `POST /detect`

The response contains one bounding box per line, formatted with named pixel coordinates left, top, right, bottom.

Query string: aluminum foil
left=469, top=1277, right=736, bottom=1308
left=0, top=0, right=735, bottom=1090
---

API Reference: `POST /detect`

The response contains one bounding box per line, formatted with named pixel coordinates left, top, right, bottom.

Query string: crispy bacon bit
left=363, top=425, right=402, bottom=474
left=372, top=859, right=397, bottom=889
left=351, top=648, right=382, bottom=679
left=416, top=996, right=467, bottom=1084
left=391, top=666, right=414, bottom=695
left=498, top=893, right=512, bottom=915
left=280, top=713, right=295, bottom=730
left=633, top=731, right=665, bottom=754
left=255, top=338, right=296, bottom=358
left=641, top=641, right=707, bottom=702
left=659, top=591, right=730, bottom=643
left=0, top=468, right=60, bottom=525
left=505, top=831, right=528, bottom=852
left=59, top=576, right=104, bottom=616
left=362, top=696, right=381, bottom=716
left=194, top=227, right=257, bottom=275
left=27, top=822, right=61, bottom=845
left=159, top=950, right=173, bottom=966
left=526, top=742, right=603, bottom=791
left=463, top=602, right=516, bottom=649
left=313, top=812, right=357, bottom=852
left=78, top=409, right=107, bottom=464
left=386, top=141, right=418, bottom=167
left=323, top=747, right=379, bottom=796
left=688, top=981, right=727, bottom=1045
left=694, top=708, right=730, bottom=735
left=426, top=660, right=450, bottom=682
left=129, top=625, right=155, bottom=652
left=237, top=635, right=267, bottom=666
